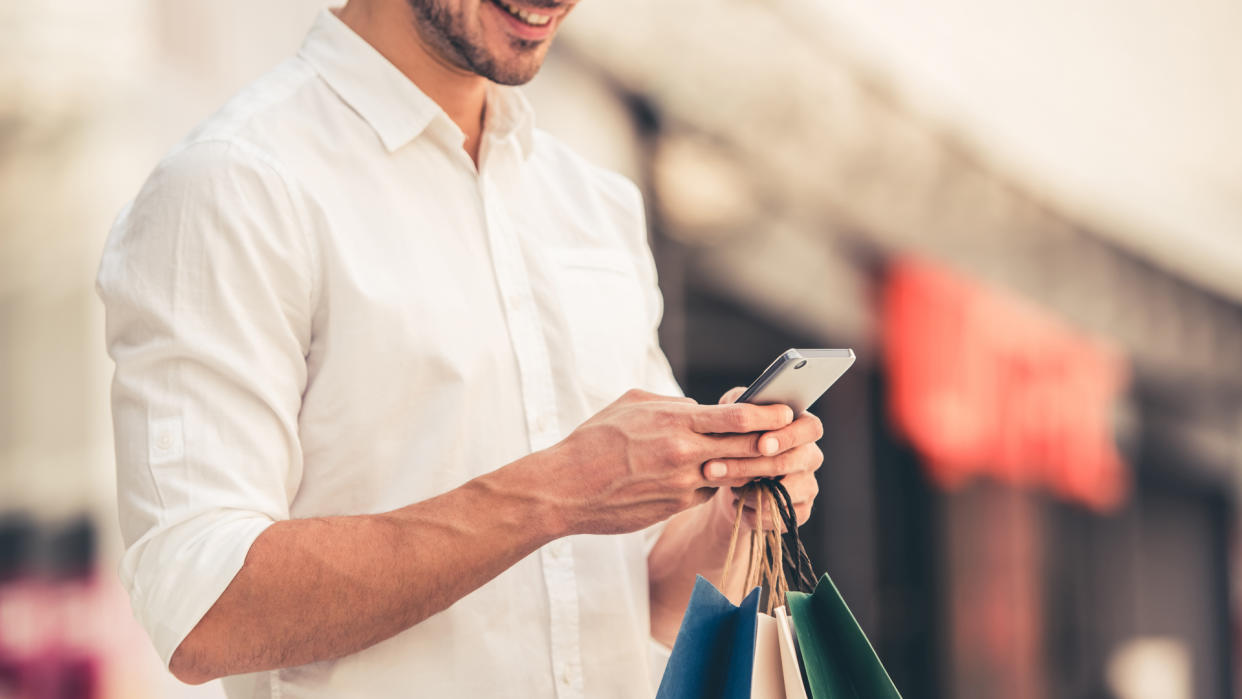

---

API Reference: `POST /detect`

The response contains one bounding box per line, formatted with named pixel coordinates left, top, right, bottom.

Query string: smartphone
left=736, top=348, right=855, bottom=415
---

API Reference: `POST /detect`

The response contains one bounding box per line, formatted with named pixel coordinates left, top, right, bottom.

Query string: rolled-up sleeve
left=97, top=139, right=316, bottom=666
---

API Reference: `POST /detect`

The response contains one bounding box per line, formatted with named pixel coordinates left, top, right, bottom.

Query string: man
left=97, top=1, right=824, bottom=696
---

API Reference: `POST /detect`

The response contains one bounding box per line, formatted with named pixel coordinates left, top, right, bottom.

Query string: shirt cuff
left=641, top=518, right=670, bottom=558
left=122, top=512, right=275, bottom=668
left=648, top=635, right=672, bottom=688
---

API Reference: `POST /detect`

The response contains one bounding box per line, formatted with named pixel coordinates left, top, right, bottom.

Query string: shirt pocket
left=548, top=248, right=649, bottom=403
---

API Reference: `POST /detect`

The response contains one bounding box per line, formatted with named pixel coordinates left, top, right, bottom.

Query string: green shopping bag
left=785, top=574, right=902, bottom=699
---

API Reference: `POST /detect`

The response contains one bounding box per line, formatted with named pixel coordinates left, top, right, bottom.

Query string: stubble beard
left=406, top=0, right=546, bottom=85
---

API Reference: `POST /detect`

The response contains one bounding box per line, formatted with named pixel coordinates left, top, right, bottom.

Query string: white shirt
left=97, top=10, right=681, bottom=699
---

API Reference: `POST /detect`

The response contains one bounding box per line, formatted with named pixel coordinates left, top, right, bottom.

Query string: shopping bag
left=655, top=576, right=761, bottom=699
left=786, top=574, right=902, bottom=699
left=753, top=611, right=791, bottom=699
left=656, top=579, right=803, bottom=699
left=657, top=480, right=813, bottom=699
left=773, top=606, right=809, bottom=699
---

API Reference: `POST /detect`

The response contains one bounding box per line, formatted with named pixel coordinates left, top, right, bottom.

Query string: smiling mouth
left=488, top=0, right=554, bottom=26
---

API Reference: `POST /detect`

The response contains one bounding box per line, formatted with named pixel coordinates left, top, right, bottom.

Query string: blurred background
left=2, top=0, right=1240, bottom=697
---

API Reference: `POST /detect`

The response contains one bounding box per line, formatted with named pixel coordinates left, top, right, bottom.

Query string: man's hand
left=702, top=385, right=824, bottom=533
left=646, top=385, right=824, bottom=645
left=543, top=388, right=798, bottom=536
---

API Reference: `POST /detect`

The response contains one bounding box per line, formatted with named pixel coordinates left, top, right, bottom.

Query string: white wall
left=802, top=0, right=1242, bottom=301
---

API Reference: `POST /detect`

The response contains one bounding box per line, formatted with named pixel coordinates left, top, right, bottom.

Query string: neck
left=337, top=1, right=489, bottom=163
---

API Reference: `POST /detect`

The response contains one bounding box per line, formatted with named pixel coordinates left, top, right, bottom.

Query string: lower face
left=407, top=0, right=576, bottom=85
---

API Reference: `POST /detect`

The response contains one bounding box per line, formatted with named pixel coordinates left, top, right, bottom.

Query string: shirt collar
left=485, top=83, right=536, bottom=158
left=298, top=9, right=535, bottom=158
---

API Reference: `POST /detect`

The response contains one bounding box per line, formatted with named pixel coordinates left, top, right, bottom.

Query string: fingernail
left=783, top=407, right=795, bottom=423
left=760, top=436, right=779, bottom=456
left=707, top=461, right=728, bottom=479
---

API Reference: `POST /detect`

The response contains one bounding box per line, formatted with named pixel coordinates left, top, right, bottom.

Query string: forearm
left=169, top=451, right=565, bottom=684
left=646, top=501, right=749, bottom=647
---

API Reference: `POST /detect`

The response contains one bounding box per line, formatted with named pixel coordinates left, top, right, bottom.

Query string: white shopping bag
left=751, top=607, right=809, bottom=699
left=752, top=613, right=784, bottom=698
left=773, top=607, right=808, bottom=699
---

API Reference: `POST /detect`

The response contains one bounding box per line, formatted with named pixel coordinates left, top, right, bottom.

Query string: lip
left=484, top=0, right=563, bottom=42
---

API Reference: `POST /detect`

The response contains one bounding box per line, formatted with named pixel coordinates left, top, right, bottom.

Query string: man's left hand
left=700, top=386, right=824, bottom=534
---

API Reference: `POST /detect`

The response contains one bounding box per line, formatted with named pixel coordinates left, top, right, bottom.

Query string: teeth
left=495, top=0, right=552, bottom=26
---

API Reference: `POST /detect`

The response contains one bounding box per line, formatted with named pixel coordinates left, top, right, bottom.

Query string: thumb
left=718, top=386, right=747, bottom=405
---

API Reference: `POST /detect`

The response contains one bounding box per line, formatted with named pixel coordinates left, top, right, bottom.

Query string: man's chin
left=488, top=67, right=542, bottom=86
left=477, top=48, right=548, bottom=85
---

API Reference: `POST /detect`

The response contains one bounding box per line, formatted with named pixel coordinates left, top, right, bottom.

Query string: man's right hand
left=539, top=388, right=797, bottom=536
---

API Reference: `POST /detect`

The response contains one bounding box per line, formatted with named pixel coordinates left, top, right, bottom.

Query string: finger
left=734, top=506, right=789, bottom=532
left=732, top=500, right=792, bottom=531
left=776, top=471, right=819, bottom=507
left=701, top=443, right=822, bottom=482
left=794, top=501, right=815, bottom=525
left=733, top=472, right=819, bottom=527
left=781, top=482, right=818, bottom=526
left=721, top=488, right=777, bottom=530
left=693, top=431, right=771, bottom=461
left=706, top=474, right=767, bottom=490
left=686, top=402, right=794, bottom=435
left=735, top=501, right=815, bottom=529
left=755, top=412, right=823, bottom=457
left=690, top=486, right=716, bottom=508
left=728, top=471, right=816, bottom=500
left=725, top=469, right=814, bottom=509
left=718, top=386, right=747, bottom=405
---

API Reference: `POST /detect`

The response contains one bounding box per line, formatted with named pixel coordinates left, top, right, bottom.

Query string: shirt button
left=551, top=540, right=570, bottom=557
left=559, top=668, right=571, bottom=686
left=536, top=415, right=553, bottom=433
left=154, top=432, right=173, bottom=450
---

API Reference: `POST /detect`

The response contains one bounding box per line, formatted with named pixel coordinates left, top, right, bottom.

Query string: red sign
left=882, top=258, right=1130, bottom=511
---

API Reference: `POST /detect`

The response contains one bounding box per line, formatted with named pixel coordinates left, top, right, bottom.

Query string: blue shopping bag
left=655, top=576, right=761, bottom=699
